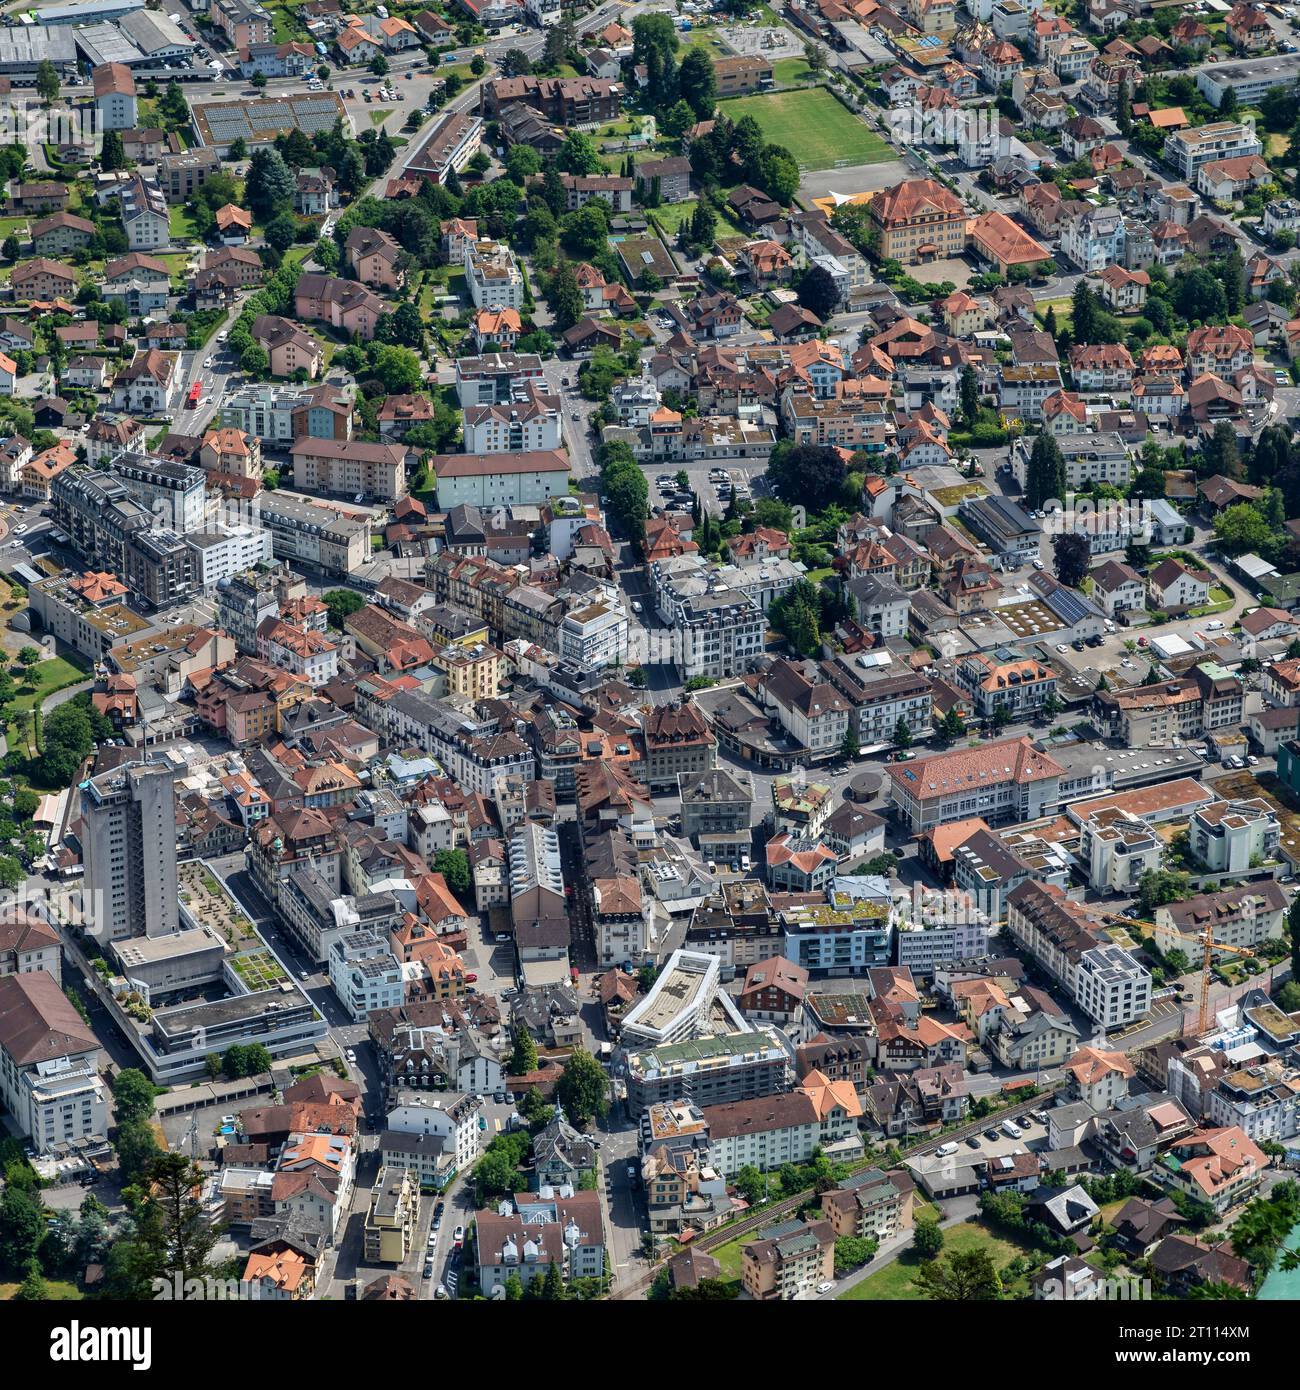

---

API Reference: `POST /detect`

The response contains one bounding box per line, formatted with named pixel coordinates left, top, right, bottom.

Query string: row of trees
left=597, top=439, right=649, bottom=552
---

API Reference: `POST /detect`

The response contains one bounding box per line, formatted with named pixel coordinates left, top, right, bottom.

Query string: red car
left=464, top=972, right=477, bottom=983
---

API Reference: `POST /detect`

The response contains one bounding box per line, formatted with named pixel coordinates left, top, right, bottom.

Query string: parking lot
left=648, top=463, right=757, bottom=523
left=942, top=1112, right=1052, bottom=1161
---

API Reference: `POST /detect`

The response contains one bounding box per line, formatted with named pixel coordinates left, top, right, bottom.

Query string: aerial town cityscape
left=0, top=0, right=1297, bottom=1329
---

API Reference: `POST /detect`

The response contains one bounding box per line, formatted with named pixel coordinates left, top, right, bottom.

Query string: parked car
left=453, top=1225, right=465, bottom=1248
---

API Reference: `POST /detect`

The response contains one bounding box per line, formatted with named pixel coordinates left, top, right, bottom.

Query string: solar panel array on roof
left=1043, top=585, right=1089, bottom=625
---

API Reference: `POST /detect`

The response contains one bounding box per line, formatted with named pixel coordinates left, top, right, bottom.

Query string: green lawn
left=3, top=653, right=91, bottom=761
left=721, top=87, right=896, bottom=170
left=261, top=0, right=310, bottom=43
left=771, top=56, right=817, bottom=85
left=652, top=200, right=699, bottom=235
left=168, top=204, right=197, bottom=243
left=0, top=1280, right=83, bottom=1300
left=838, top=1222, right=1032, bottom=1301
left=707, top=1234, right=747, bottom=1290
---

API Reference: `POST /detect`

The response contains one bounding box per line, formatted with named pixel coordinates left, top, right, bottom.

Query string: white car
left=631, top=600, right=643, bottom=614
left=203, top=358, right=213, bottom=368
left=1032, top=559, right=1044, bottom=570
left=816, top=1281, right=836, bottom=1294
left=13, top=524, right=26, bottom=534
left=1205, top=620, right=1225, bottom=631
left=1055, top=643, right=1068, bottom=653
left=217, top=330, right=228, bottom=341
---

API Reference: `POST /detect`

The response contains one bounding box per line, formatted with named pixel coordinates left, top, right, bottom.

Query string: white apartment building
left=328, top=929, right=404, bottom=1022
left=1074, top=945, right=1153, bottom=1030
left=1079, top=810, right=1163, bottom=894
left=383, top=1090, right=482, bottom=1174
left=186, top=523, right=274, bottom=588
left=462, top=399, right=563, bottom=454
left=1189, top=799, right=1281, bottom=874
left=558, top=600, right=627, bottom=670
left=0, top=972, right=107, bottom=1151
left=1163, top=121, right=1263, bottom=180
left=466, top=239, right=524, bottom=311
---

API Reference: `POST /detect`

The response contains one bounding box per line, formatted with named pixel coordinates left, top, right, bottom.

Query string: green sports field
left=722, top=87, right=896, bottom=171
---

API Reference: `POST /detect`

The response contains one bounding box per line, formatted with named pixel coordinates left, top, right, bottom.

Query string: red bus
left=188, top=382, right=202, bottom=408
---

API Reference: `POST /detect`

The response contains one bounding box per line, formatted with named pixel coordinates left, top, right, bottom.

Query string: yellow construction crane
left=1096, top=911, right=1262, bottom=1037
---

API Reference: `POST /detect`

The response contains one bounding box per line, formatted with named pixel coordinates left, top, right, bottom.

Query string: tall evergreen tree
left=1025, top=431, right=1066, bottom=511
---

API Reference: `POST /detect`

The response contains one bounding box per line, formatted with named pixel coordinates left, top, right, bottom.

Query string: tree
left=1052, top=531, right=1091, bottom=588
left=432, top=848, right=470, bottom=896
left=1025, top=430, right=1065, bottom=511
left=841, top=725, right=860, bottom=759
left=115, top=1119, right=161, bottom=1184
left=505, top=144, right=542, bottom=184
left=263, top=211, right=300, bottom=254
left=659, top=98, right=694, bottom=139
left=768, top=579, right=822, bottom=656
left=939, top=707, right=965, bottom=743
left=767, top=441, right=847, bottom=512
left=803, top=39, right=828, bottom=73
left=834, top=1235, right=877, bottom=1276
left=894, top=718, right=913, bottom=748
left=912, top=1247, right=1002, bottom=1300
left=240, top=343, right=269, bottom=377
left=0, top=1187, right=44, bottom=1276
left=35, top=59, right=59, bottom=104
left=501, top=48, right=532, bottom=77
left=546, top=260, right=584, bottom=333
left=556, top=130, right=602, bottom=177
left=0, top=234, right=17, bottom=263
left=757, top=144, right=800, bottom=207
left=129, top=1152, right=221, bottom=1294
left=797, top=263, right=839, bottom=321
left=112, top=1068, right=159, bottom=1127
left=100, top=129, right=126, bottom=172
left=370, top=55, right=390, bottom=77
left=555, top=1047, right=608, bottom=1127
left=542, top=1257, right=565, bottom=1300
left=677, top=46, right=717, bottom=121
left=689, top=199, right=716, bottom=249
left=1215, top=502, right=1276, bottom=559
left=732, top=1166, right=766, bottom=1205
left=1071, top=280, right=1100, bottom=346
left=959, top=365, right=979, bottom=425
left=542, top=18, right=575, bottom=73
left=505, top=1271, right=524, bottom=1300
left=1116, top=78, right=1132, bottom=136
left=245, top=146, right=296, bottom=221
left=470, top=54, right=487, bottom=76
left=1138, top=867, right=1193, bottom=915
left=1222, top=245, right=1245, bottom=316
left=323, top=588, right=364, bottom=630
left=1200, top=420, right=1240, bottom=481
left=510, top=1026, right=538, bottom=1076
left=912, top=1218, right=944, bottom=1261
